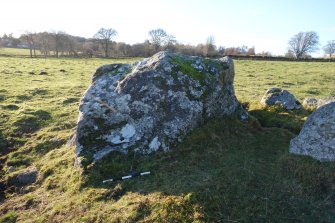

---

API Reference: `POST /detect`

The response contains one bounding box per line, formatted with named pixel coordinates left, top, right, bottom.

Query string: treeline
left=230, top=55, right=335, bottom=62
left=0, top=29, right=261, bottom=58
left=1, top=29, right=334, bottom=59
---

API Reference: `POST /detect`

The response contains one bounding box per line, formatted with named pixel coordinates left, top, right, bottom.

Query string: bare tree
left=217, top=46, right=225, bottom=56
left=165, top=35, right=177, bottom=51
left=2, top=33, right=21, bottom=48
left=323, top=40, right=335, bottom=58
left=288, top=31, right=319, bottom=58
left=224, top=46, right=253, bottom=56
left=55, top=31, right=68, bottom=57
left=21, top=31, right=37, bottom=58
left=257, top=51, right=272, bottom=57
left=36, top=32, right=53, bottom=57
left=94, top=28, right=118, bottom=57
left=204, top=35, right=216, bottom=57
left=247, top=47, right=255, bottom=56
left=148, top=28, right=168, bottom=52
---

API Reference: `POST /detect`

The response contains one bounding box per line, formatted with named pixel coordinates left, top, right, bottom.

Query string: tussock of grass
left=0, top=211, right=18, bottom=223
left=0, top=56, right=334, bottom=222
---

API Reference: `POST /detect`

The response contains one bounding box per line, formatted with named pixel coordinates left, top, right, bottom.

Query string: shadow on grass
left=249, top=105, right=311, bottom=134
left=11, top=110, right=52, bottom=137
left=0, top=131, right=9, bottom=155
left=81, top=117, right=335, bottom=222
left=0, top=131, right=10, bottom=202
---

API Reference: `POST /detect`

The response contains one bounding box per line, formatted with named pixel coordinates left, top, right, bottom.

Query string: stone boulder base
left=290, top=102, right=335, bottom=161
left=261, top=88, right=301, bottom=110
left=75, top=52, right=247, bottom=167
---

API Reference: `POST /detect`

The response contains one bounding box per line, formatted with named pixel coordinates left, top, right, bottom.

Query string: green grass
left=235, top=60, right=335, bottom=105
left=0, top=211, right=18, bottom=223
left=0, top=57, right=334, bottom=222
left=0, top=48, right=40, bottom=57
left=171, top=55, right=207, bottom=85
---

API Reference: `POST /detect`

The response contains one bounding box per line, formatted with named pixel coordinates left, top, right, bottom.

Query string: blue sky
left=1, top=0, right=334, bottom=56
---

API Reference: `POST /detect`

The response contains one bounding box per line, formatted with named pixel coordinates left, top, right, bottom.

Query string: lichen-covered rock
left=76, top=51, right=247, bottom=167
left=302, top=97, right=318, bottom=110
left=290, top=102, right=335, bottom=161
left=317, top=97, right=335, bottom=108
left=260, top=88, right=301, bottom=110
left=302, top=96, right=335, bottom=110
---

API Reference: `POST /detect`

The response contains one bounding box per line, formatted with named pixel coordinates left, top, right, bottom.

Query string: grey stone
left=302, top=97, right=318, bottom=110
left=317, top=97, right=335, bottom=108
left=290, top=102, right=335, bottom=161
left=302, top=97, right=335, bottom=110
left=75, top=51, right=247, bottom=167
left=16, top=168, right=38, bottom=186
left=260, top=88, right=301, bottom=110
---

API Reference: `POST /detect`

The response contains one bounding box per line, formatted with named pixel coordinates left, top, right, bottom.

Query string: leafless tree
left=217, top=46, right=225, bottom=56
left=94, top=28, right=118, bottom=57
left=323, top=40, right=335, bottom=58
left=164, top=35, right=177, bottom=51
left=51, top=31, right=69, bottom=58
left=21, top=32, right=37, bottom=58
left=257, top=51, right=272, bottom=57
left=288, top=31, right=319, bottom=58
left=2, top=33, right=20, bottom=48
left=148, top=28, right=168, bottom=52
left=247, top=47, right=255, bottom=56
left=36, top=32, right=53, bottom=56
left=114, top=42, right=132, bottom=57
left=204, top=35, right=216, bottom=56
left=224, top=46, right=252, bottom=56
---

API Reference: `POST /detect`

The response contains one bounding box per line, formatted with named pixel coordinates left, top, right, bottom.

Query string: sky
left=1, top=0, right=334, bottom=56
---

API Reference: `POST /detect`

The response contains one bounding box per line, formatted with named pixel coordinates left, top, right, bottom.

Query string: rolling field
left=0, top=56, right=334, bottom=222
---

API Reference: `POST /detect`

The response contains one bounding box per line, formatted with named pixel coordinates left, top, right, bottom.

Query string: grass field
left=0, top=55, right=334, bottom=222
left=0, top=48, right=40, bottom=57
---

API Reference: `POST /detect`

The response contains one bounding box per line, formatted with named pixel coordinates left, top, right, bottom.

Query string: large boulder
left=261, top=88, right=301, bottom=110
left=75, top=52, right=247, bottom=167
left=290, top=102, right=335, bottom=161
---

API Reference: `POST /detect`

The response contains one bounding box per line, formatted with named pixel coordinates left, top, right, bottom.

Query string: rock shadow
left=249, top=105, right=311, bottom=134
left=79, top=117, right=333, bottom=221
left=12, top=110, right=52, bottom=136
left=78, top=114, right=334, bottom=221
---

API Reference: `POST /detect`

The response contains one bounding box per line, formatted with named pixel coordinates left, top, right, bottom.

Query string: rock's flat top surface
left=75, top=52, right=246, bottom=167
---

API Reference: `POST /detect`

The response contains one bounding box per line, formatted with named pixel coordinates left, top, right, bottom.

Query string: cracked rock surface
left=75, top=51, right=247, bottom=167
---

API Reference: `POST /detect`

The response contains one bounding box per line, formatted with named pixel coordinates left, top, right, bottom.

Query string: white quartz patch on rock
left=121, top=124, right=136, bottom=140
left=149, top=137, right=161, bottom=152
